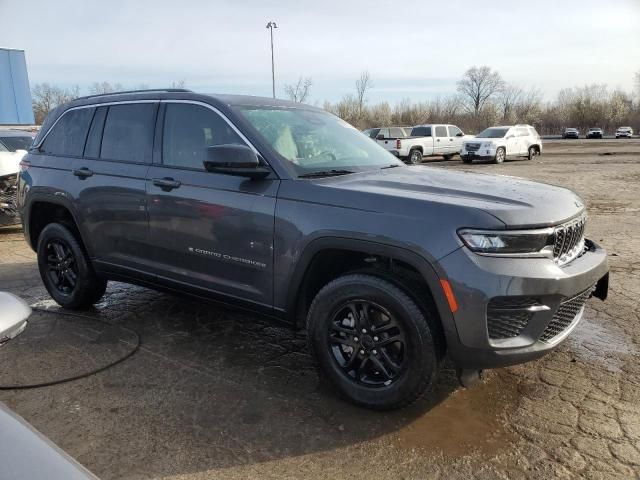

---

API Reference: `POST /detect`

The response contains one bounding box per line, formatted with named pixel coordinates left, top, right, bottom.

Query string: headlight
left=458, top=228, right=555, bottom=256
left=482, top=142, right=494, bottom=149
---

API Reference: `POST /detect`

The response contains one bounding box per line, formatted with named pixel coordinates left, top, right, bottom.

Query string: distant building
left=0, top=48, right=35, bottom=125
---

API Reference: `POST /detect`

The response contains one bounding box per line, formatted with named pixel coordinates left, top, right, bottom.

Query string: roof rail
left=82, top=88, right=192, bottom=100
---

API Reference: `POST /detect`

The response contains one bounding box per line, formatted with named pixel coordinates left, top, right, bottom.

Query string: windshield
left=476, top=127, right=510, bottom=139
left=238, top=107, right=403, bottom=176
left=0, top=136, right=33, bottom=151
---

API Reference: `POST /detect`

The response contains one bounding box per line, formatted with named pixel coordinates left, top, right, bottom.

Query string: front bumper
left=461, top=151, right=496, bottom=161
left=586, top=134, right=603, bottom=138
left=437, top=239, right=609, bottom=369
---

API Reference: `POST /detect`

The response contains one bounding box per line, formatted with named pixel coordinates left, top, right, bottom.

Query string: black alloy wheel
left=328, top=300, right=407, bottom=387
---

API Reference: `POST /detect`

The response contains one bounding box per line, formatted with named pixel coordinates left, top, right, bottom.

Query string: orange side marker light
left=440, top=279, right=458, bottom=313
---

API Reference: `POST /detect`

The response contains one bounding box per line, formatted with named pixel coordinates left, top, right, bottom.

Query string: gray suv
left=17, top=90, right=609, bottom=410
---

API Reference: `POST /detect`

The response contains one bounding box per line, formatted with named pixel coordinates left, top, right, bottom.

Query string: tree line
left=318, top=66, right=640, bottom=135
left=31, top=68, right=640, bottom=135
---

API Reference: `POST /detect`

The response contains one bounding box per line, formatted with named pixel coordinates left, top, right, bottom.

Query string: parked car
left=460, top=124, right=542, bottom=164
left=379, top=124, right=468, bottom=164
left=18, top=90, right=609, bottom=410
left=362, top=127, right=412, bottom=140
left=562, top=128, right=580, bottom=139
left=615, top=126, right=633, bottom=138
left=586, top=127, right=603, bottom=139
left=0, top=291, right=30, bottom=345
left=0, top=130, right=34, bottom=226
left=0, top=402, right=99, bottom=479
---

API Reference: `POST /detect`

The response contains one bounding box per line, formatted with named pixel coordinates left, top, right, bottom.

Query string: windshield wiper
left=298, top=169, right=355, bottom=178
left=381, top=164, right=401, bottom=169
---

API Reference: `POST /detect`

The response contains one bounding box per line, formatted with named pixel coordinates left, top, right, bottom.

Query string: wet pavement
left=0, top=139, right=639, bottom=479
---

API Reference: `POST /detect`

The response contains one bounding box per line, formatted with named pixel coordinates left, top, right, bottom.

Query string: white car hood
left=0, top=292, right=31, bottom=344
left=0, top=150, right=27, bottom=178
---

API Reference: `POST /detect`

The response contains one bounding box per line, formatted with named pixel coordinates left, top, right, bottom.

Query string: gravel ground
left=0, top=138, right=639, bottom=479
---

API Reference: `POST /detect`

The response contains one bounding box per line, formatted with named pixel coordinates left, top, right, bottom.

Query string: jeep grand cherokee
left=17, top=89, right=609, bottom=410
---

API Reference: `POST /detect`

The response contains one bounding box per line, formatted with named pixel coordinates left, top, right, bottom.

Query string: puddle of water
left=396, top=374, right=518, bottom=456
left=568, top=313, right=638, bottom=373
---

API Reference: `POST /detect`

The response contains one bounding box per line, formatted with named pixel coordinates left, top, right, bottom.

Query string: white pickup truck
left=379, top=124, right=468, bottom=164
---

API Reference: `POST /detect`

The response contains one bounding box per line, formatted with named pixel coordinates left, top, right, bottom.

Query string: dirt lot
left=1, top=139, right=639, bottom=479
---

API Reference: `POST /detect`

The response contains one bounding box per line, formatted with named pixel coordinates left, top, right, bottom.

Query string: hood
left=0, top=150, right=27, bottom=178
left=318, top=167, right=585, bottom=228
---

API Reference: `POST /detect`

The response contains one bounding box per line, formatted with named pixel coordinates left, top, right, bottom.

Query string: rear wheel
left=443, top=154, right=454, bottom=161
left=307, top=274, right=441, bottom=410
left=408, top=149, right=423, bottom=164
left=527, top=146, right=538, bottom=160
left=37, top=223, right=107, bottom=309
left=494, top=147, right=506, bottom=164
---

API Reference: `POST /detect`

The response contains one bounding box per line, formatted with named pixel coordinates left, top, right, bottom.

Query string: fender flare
left=283, top=236, right=457, bottom=340
left=23, top=192, right=92, bottom=255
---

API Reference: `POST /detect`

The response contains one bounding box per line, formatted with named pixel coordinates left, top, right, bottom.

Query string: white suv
left=615, top=127, right=633, bottom=138
left=461, top=124, right=542, bottom=164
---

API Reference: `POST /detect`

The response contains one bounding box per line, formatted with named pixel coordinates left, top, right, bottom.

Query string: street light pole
left=266, top=21, right=277, bottom=99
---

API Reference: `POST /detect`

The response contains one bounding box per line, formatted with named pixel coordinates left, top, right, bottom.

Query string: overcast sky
left=1, top=0, right=639, bottom=104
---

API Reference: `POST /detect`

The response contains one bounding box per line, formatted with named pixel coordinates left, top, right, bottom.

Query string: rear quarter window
left=40, top=108, right=95, bottom=157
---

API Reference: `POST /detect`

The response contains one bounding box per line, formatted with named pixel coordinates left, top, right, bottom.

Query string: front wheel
left=37, top=223, right=107, bottom=309
left=494, top=147, right=506, bottom=164
left=307, top=274, right=441, bottom=410
left=443, top=154, right=454, bottom=161
left=408, top=149, right=423, bottom=164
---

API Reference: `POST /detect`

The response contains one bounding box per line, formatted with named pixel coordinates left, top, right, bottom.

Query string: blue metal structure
left=0, top=48, right=35, bottom=125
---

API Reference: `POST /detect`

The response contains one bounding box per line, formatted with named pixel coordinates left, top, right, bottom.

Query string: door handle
left=72, top=168, right=93, bottom=178
left=437, top=139, right=440, bottom=142
left=152, top=177, right=181, bottom=190
left=449, top=138, right=454, bottom=141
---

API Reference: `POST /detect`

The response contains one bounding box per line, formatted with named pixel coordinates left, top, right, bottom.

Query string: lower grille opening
left=487, top=297, right=541, bottom=340
left=539, top=286, right=594, bottom=343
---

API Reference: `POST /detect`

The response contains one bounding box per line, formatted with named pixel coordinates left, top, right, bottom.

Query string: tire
left=527, top=146, right=538, bottom=160
left=408, top=149, right=423, bottom=164
left=494, top=147, right=506, bottom=164
left=37, top=223, right=107, bottom=309
left=462, top=157, right=473, bottom=164
left=306, top=274, right=441, bottom=410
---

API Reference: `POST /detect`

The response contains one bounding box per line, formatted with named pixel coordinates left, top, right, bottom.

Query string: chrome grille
left=539, top=286, right=593, bottom=343
left=553, top=214, right=586, bottom=265
left=465, top=143, right=481, bottom=152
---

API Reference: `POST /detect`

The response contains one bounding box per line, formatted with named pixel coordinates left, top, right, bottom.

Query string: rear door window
left=100, top=103, right=157, bottom=163
left=410, top=126, right=431, bottom=137
left=40, top=108, right=95, bottom=157
left=435, top=126, right=448, bottom=137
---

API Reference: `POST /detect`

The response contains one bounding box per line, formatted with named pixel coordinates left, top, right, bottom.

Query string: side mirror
left=456, top=132, right=464, bottom=137
left=376, top=134, right=385, bottom=140
left=203, top=144, right=271, bottom=180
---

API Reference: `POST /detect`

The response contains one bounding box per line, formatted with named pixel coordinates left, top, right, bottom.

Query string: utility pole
left=266, top=21, right=277, bottom=99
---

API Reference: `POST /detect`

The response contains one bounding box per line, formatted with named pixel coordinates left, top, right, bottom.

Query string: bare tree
left=498, top=84, right=523, bottom=122
left=31, top=83, right=80, bottom=124
left=634, top=71, right=640, bottom=102
left=284, top=77, right=313, bottom=103
left=457, top=66, right=504, bottom=116
left=89, top=81, right=124, bottom=95
left=355, top=70, right=373, bottom=117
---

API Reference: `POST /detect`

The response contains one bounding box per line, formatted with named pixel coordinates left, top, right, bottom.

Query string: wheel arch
left=24, top=194, right=89, bottom=255
left=284, top=237, right=456, bottom=347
